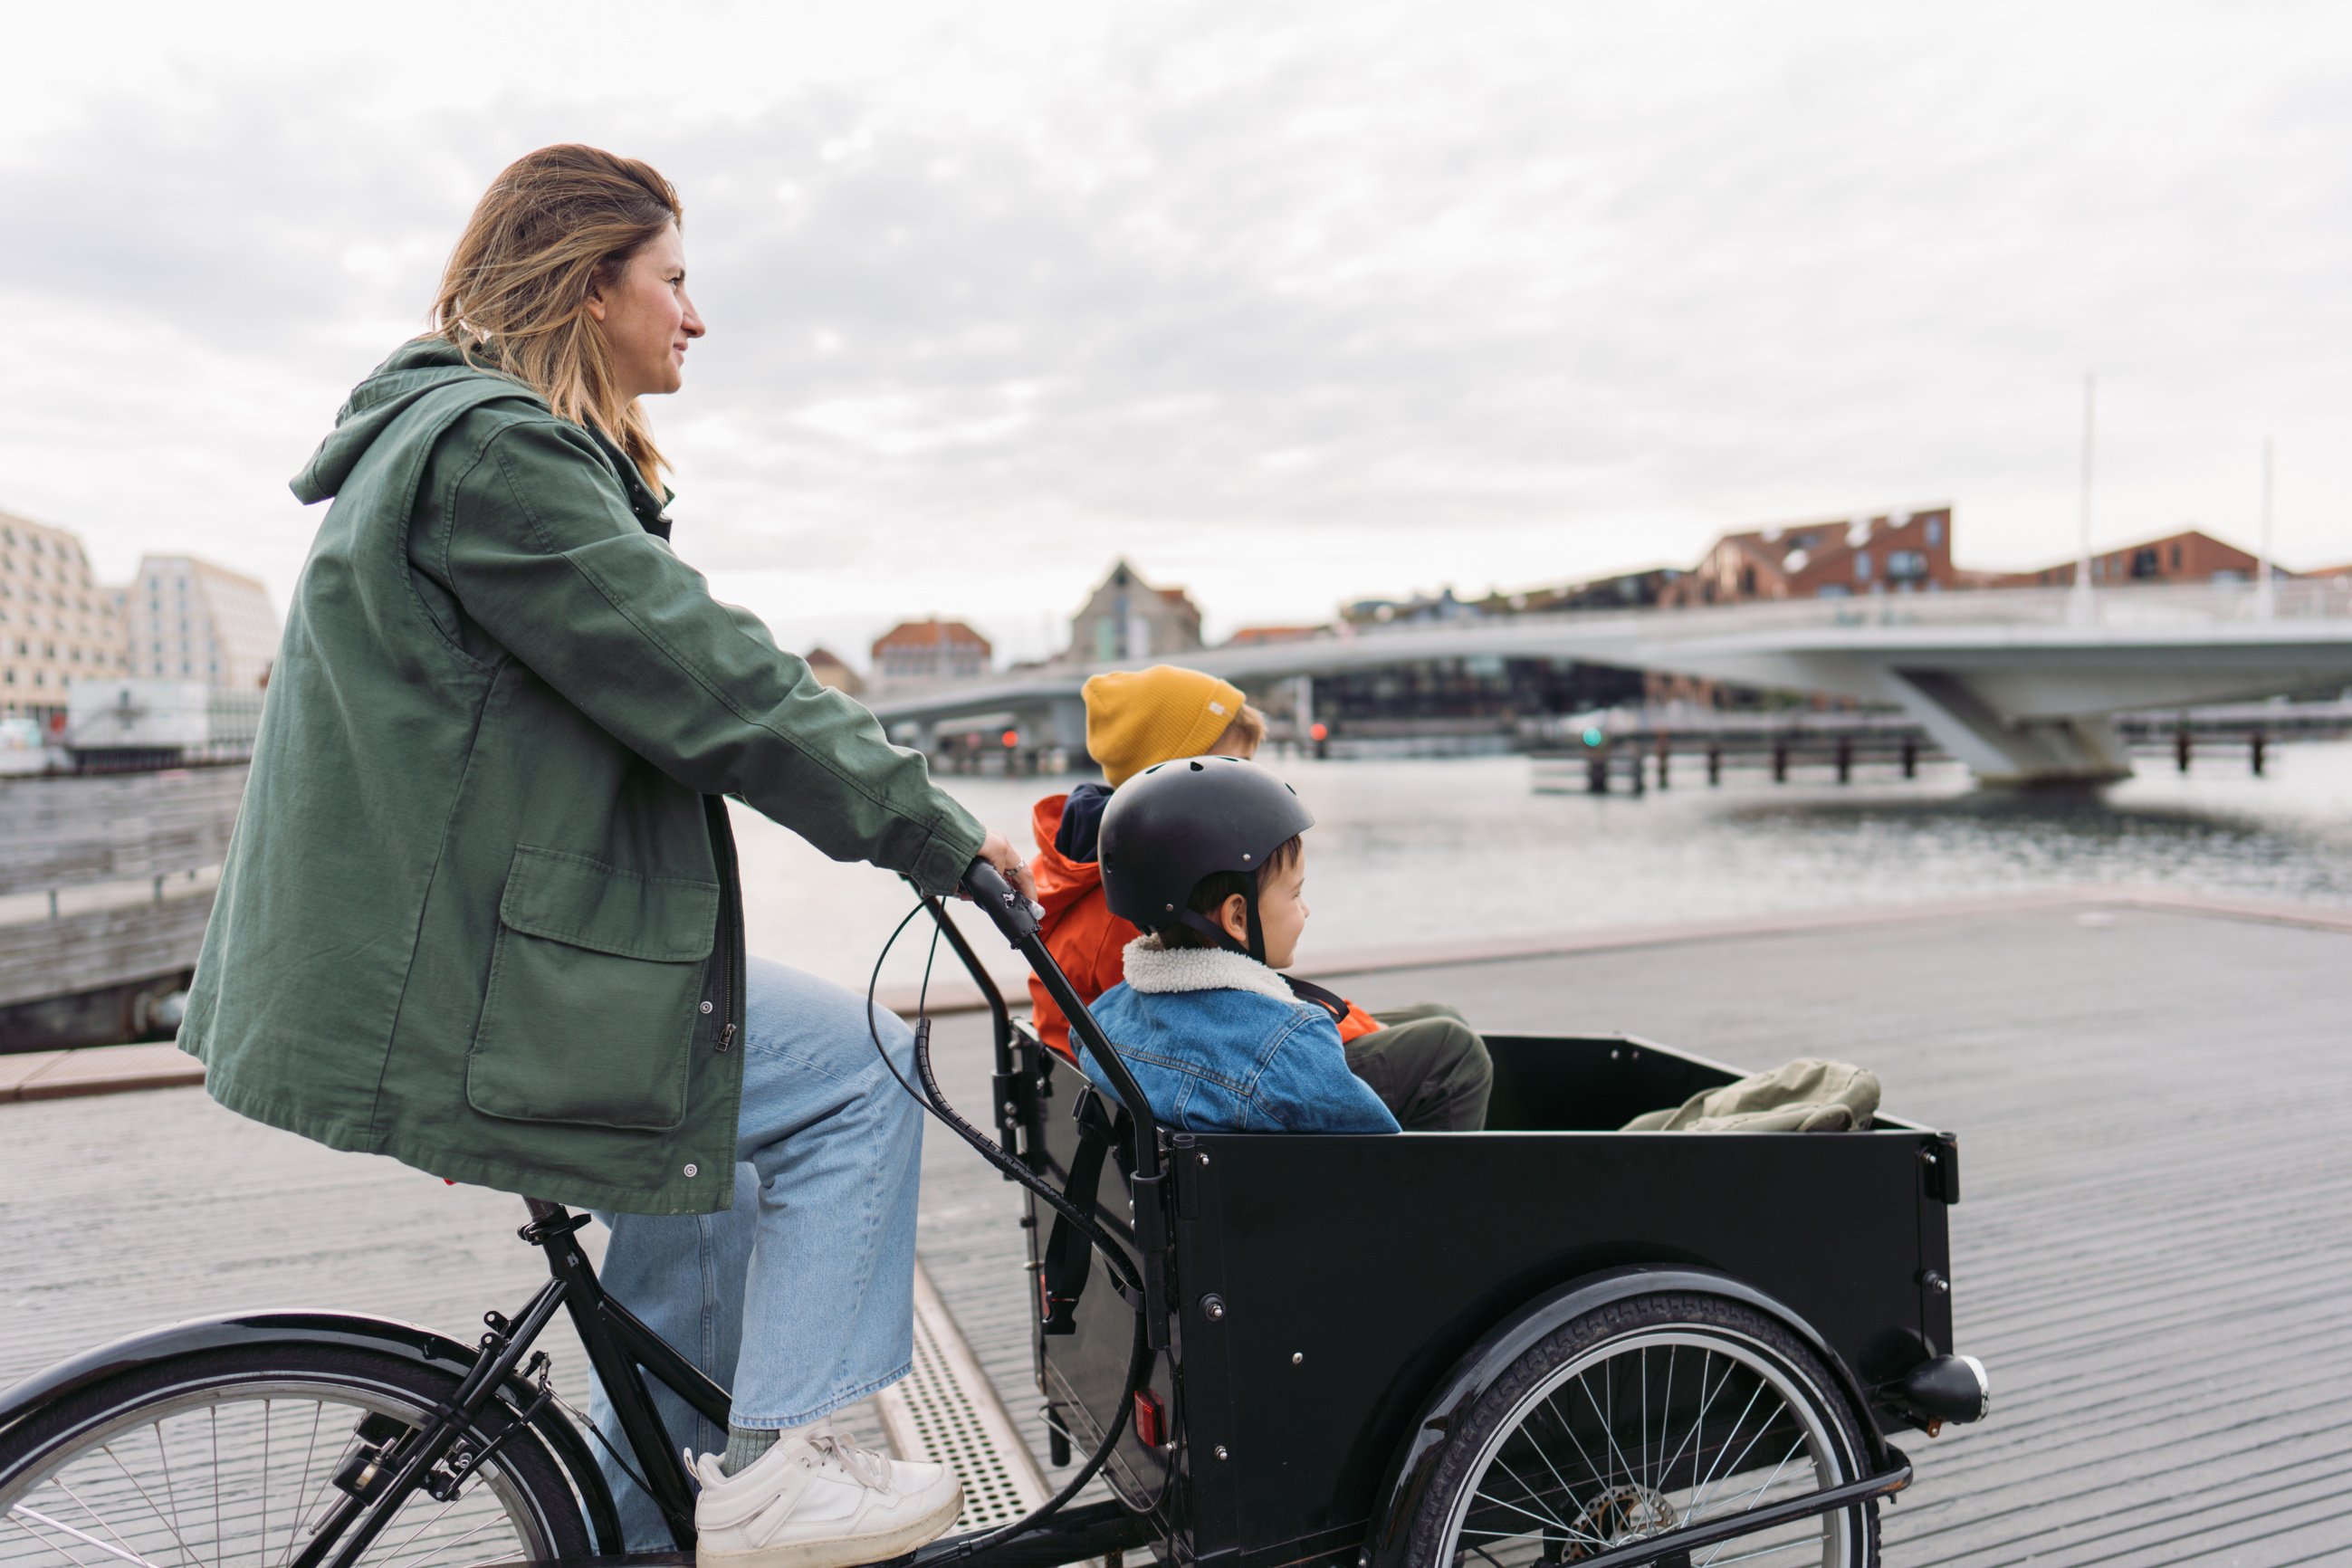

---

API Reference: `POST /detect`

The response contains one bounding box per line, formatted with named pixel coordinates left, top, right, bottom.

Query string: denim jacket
left=1077, top=936, right=1400, bottom=1134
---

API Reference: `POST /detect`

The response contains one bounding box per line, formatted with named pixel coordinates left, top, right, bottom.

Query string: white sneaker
left=691, top=1429, right=964, bottom=1568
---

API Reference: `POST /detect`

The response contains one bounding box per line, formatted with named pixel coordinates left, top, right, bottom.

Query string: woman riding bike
left=176, top=143, right=1032, bottom=1568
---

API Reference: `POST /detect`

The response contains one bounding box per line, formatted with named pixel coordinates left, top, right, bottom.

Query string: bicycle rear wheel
left=0, top=1342, right=590, bottom=1568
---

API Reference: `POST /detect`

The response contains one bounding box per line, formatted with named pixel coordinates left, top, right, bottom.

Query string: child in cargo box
left=1028, top=670, right=1490, bottom=1131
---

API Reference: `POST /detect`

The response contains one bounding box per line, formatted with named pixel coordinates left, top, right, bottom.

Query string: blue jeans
left=589, top=957, right=924, bottom=1548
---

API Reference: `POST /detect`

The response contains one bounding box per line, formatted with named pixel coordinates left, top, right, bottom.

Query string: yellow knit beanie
left=1083, top=665, right=1249, bottom=787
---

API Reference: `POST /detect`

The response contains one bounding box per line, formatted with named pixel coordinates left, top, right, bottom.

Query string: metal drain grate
left=875, top=1261, right=1052, bottom=1530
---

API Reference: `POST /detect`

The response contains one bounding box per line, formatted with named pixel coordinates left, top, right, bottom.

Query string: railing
left=0, top=765, right=244, bottom=1018
left=1339, top=578, right=2352, bottom=644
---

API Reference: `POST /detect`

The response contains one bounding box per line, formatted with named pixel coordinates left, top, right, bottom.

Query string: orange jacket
left=1027, top=790, right=1378, bottom=1061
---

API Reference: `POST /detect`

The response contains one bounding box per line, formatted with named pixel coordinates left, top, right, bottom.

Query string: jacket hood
left=290, top=339, right=674, bottom=529
left=291, top=339, right=533, bottom=506
left=1029, top=789, right=1107, bottom=921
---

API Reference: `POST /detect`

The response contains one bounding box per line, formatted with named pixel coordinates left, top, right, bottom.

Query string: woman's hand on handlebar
left=968, top=831, right=1037, bottom=904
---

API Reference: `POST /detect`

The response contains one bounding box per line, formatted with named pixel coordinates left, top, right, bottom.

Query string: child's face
left=1218, top=844, right=1309, bottom=967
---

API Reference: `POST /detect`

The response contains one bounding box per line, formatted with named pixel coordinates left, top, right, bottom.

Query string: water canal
left=737, top=738, right=2352, bottom=993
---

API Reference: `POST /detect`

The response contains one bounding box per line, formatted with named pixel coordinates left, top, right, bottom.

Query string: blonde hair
left=430, top=145, right=681, bottom=485
left=1211, top=703, right=1267, bottom=755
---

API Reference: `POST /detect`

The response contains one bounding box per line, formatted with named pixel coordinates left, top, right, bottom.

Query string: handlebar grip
left=961, top=858, right=1041, bottom=943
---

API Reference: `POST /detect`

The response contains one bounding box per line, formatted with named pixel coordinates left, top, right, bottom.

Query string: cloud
left=1, top=0, right=2348, bottom=652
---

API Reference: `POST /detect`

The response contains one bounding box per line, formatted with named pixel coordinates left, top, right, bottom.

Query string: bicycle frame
left=264, top=1199, right=717, bottom=1568
left=515, top=1198, right=729, bottom=1550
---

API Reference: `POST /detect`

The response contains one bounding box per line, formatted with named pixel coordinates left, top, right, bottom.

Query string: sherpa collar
left=1121, top=933, right=1297, bottom=1003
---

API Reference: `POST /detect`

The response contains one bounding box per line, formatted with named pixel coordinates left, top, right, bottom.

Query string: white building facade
left=120, top=555, right=281, bottom=691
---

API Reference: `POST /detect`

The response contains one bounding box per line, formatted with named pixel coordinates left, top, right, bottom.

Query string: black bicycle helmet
left=1098, top=755, right=1315, bottom=961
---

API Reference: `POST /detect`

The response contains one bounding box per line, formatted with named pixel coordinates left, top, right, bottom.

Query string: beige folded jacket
left=1621, top=1057, right=1879, bottom=1133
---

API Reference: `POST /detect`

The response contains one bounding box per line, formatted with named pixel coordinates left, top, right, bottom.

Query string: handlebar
left=960, top=859, right=1041, bottom=943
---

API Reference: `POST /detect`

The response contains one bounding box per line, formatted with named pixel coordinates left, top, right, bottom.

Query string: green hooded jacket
left=179, top=339, right=985, bottom=1214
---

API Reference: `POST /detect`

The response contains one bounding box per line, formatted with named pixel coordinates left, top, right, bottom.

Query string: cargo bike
left=0, top=865, right=1988, bottom=1568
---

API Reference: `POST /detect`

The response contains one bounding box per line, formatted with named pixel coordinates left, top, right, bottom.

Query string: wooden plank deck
left=3, top=895, right=2346, bottom=1563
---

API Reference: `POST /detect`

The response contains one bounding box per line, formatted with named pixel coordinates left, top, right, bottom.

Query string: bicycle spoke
left=10, top=1506, right=112, bottom=1568
left=379, top=1507, right=504, bottom=1568
left=1481, top=1451, right=1574, bottom=1535
left=1654, top=1346, right=1674, bottom=1500
left=1657, top=1351, right=1727, bottom=1496
left=100, top=1439, right=208, bottom=1568
left=206, top=1409, right=221, bottom=1568
left=1697, top=1535, right=1827, bottom=1568
left=1683, top=1376, right=1767, bottom=1524
left=1535, top=1387, right=1611, bottom=1505
left=1691, top=1435, right=1811, bottom=1533
left=1639, top=1347, right=1649, bottom=1501
left=51, top=1477, right=161, bottom=1568
left=1576, top=1366, right=1640, bottom=1495
left=257, top=1401, right=268, bottom=1568
left=276, top=1408, right=324, bottom=1568
left=1684, top=1384, right=1791, bottom=1536
left=371, top=1487, right=469, bottom=1568
left=277, top=1428, right=367, bottom=1568
left=8, top=1507, right=167, bottom=1568
left=151, top=1423, right=196, bottom=1568
left=1507, top=1401, right=1597, bottom=1547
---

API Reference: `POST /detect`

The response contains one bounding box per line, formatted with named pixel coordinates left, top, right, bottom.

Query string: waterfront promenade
left=5, top=892, right=2348, bottom=1564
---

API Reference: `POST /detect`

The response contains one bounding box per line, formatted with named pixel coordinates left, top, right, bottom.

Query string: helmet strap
left=1174, top=891, right=1268, bottom=965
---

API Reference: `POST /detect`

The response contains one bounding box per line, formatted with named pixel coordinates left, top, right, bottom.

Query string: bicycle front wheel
left=0, top=1341, right=591, bottom=1568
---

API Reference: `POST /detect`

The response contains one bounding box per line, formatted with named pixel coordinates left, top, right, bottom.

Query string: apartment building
left=0, top=509, right=128, bottom=730
left=1989, top=529, right=2266, bottom=588
left=119, top=555, right=281, bottom=691
left=1659, top=508, right=1958, bottom=607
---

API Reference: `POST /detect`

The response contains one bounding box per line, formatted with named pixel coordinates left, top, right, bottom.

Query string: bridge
left=866, top=580, right=2352, bottom=785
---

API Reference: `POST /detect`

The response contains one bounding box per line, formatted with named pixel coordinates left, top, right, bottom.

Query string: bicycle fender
left=1361, top=1265, right=1884, bottom=1568
left=0, top=1309, right=623, bottom=1553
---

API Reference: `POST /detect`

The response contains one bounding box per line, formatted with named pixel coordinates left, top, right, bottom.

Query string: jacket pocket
left=465, top=845, right=720, bottom=1132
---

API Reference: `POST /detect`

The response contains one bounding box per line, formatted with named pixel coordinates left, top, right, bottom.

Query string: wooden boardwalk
left=4, top=894, right=2347, bottom=1563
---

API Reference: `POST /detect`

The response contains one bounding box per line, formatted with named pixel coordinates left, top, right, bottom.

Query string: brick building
left=870, top=619, right=991, bottom=688
left=1659, top=507, right=1956, bottom=607
left=1992, top=529, right=2265, bottom=588
left=0, top=509, right=128, bottom=731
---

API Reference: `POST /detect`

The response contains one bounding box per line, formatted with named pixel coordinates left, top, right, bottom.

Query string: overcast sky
left=3, top=1, right=2347, bottom=666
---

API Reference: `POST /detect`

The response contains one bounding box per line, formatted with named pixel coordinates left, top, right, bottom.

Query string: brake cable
left=862, top=894, right=1158, bottom=1552
left=865, top=902, right=1143, bottom=1300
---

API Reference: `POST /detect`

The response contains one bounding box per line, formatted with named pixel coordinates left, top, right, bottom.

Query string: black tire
left=1405, top=1293, right=1880, bottom=1568
left=0, top=1342, right=592, bottom=1568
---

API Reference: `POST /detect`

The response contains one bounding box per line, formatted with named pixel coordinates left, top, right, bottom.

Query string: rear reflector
left=1133, top=1389, right=1166, bottom=1448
